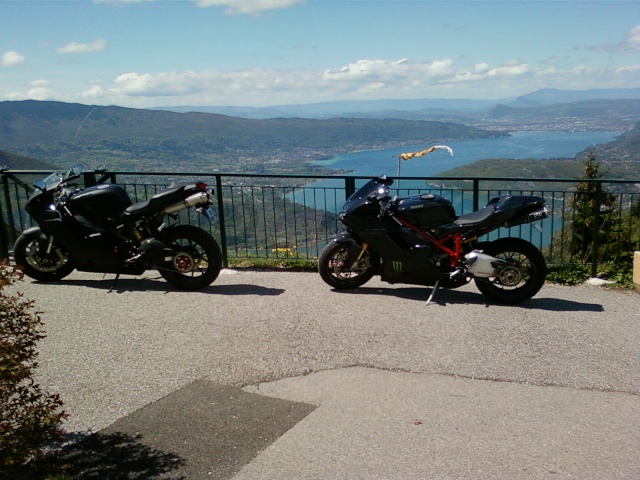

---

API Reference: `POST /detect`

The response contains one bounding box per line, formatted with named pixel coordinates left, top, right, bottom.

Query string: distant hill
left=152, top=88, right=640, bottom=123
left=434, top=121, right=640, bottom=183
left=480, top=99, right=640, bottom=129
left=509, top=88, right=640, bottom=108
left=579, top=121, right=640, bottom=173
left=154, top=98, right=499, bottom=119
left=0, top=100, right=503, bottom=173
left=0, top=149, right=55, bottom=170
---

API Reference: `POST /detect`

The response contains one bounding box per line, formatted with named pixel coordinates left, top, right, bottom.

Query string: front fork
left=350, top=242, right=369, bottom=270
left=45, top=235, right=55, bottom=254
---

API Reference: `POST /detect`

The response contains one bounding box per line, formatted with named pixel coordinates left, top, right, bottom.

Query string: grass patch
left=546, top=262, right=634, bottom=288
left=226, top=258, right=635, bottom=288
left=227, top=257, right=318, bottom=272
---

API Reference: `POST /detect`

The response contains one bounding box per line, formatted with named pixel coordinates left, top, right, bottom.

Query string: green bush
left=546, top=262, right=633, bottom=288
left=0, top=262, right=67, bottom=471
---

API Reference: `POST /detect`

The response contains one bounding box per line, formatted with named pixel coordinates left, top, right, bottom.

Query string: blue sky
left=1, top=0, right=638, bottom=108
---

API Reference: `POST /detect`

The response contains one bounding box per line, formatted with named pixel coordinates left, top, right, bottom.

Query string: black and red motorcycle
left=318, top=147, right=549, bottom=304
left=13, top=165, right=222, bottom=290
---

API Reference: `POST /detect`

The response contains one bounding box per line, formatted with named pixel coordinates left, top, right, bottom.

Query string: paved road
left=12, top=269, right=640, bottom=479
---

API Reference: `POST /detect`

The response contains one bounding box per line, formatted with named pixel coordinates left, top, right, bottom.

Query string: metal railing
left=1, top=169, right=638, bottom=274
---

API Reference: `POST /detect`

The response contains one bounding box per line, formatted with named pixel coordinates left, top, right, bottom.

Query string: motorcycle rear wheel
left=474, top=238, right=546, bottom=304
left=318, top=240, right=379, bottom=290
left=13, top=232, right=75, bottom=282
left=157, top=225, right=222, bottom=290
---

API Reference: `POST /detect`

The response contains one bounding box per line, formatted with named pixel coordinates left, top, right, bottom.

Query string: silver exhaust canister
left=465, top=250, right=507, bottom=278
left=163, top=191, right=209, bottom=215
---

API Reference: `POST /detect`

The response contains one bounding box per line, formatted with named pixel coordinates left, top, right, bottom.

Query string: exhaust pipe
left=504, top=206, right=549, bottom=228
left=163, top=191, right=209, bottom=215
left=465, top=250, right=507, bottom=278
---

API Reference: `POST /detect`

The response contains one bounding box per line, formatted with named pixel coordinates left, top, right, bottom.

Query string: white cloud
left=578, top=23, right=640, bottom=54
left=2, top=51, right=25, bottom=67
left=93, top=0, right=153, bottom=3
left=114, top=71, right=206, bottom=96
left=30, top=79, right=51, bottom=88
left=12, top=56, right=633, bottom=108
left=57, top=39, right=107, bottom=54
left=615, top=64, right=640, bottom=74
left=486, top=63, right=529, bottom=77
left=448, top=61, right=528, bottom=83
left=80, top=85, right=105, bottom=99
left=6, top=87, right=54, bottom=101
left=323, top=58, right=454, bottom=83
left=618, top=24, right=640, bottom=53
left=195, top=0, right=303, bottom=15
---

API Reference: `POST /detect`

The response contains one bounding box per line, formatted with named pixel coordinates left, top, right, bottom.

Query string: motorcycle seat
left=125, top=200, right=151, bottom=214
left=125, top=184, right=187, bottom=214
left=453, top=205, right=496, bottom=226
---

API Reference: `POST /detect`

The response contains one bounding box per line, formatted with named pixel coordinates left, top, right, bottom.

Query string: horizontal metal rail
left=1, top=170, right=638, bottom=275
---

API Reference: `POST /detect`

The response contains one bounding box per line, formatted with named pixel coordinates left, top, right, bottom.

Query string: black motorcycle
left=13, top=165, right=222, bottom=290
left=318, top=148, right=549, bottom=304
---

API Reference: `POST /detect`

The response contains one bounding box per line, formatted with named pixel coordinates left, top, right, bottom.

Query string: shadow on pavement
left=332, top=286, right=605, bottom=312
left=4, top=432, right=185, bottom=480
left=33, top=278, right=285, bottom=296
left=57, top=432, right=186, bottom=479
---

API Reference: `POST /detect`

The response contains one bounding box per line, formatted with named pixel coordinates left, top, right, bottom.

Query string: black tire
left=156, top=225, right=222, bottom=290
left=13, top=231, right=75, bottom=282
left=318, top=240, right=379, bottom=290
left=474, top=238, right=546, bottom=304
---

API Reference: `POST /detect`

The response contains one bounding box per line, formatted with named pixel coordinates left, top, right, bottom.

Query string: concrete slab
left=240, top=367, right=639, bottom=479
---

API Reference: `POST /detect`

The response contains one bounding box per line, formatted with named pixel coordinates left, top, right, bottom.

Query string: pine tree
left=568, top=152, right=633, bottom=264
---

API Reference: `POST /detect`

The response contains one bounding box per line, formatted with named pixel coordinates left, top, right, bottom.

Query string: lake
left=289, top=130, right=621, bottom=203
left=286, top=130, right=622, bottom=253
left=309, top=130, right=622, bottom=177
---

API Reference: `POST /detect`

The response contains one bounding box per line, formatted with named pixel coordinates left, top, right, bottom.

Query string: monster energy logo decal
left=392, top=261, right=403, bottom=272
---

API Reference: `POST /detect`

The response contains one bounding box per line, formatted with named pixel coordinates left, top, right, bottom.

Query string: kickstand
left=108, top=273, right=120, bottom=293
left=426, top=279, right=440, bottom=306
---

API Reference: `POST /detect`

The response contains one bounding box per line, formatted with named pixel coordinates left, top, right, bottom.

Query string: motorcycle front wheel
left=474, top=237, right=546, bottom=304
left=157, top=225, right=222, bottom=290
left=318, top=240, right=379, bottom=290
left=13, top=231, right=75, bottom=282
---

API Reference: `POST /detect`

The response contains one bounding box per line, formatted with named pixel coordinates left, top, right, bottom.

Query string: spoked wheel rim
left=491, top=252, right=532, bottom=290
left=165, top=240, right=208, bottom=279
left=25, top=240, right=70, bottom=273
left=474, top=238, right=546, bottom=304
left=319, top=241, right=379, bottom=290
left=157, top=225, right=222, bottom=290
left=172, top=252, right=197, bottom=273
left=13, top=232, right=75, bottom=282
left=328, top=245, right=369, bottom=280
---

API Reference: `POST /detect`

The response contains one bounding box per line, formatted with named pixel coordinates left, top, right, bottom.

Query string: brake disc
left=498, top=265, right=522, bottom=286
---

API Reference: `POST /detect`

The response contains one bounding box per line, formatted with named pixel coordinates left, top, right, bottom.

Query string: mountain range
left=0, top=88, right=639, bottom=175
left=152, top=88, right=640, bottom=122
left=0, top=100, right=502, bottom=173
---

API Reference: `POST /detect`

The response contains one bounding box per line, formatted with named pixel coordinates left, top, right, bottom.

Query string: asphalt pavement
left=11, top=269, right=640, bottom=479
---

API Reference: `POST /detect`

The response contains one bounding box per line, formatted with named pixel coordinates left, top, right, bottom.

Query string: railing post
left=590, top=180, right=602, bottom=278
left=472, top=178, right=480, bottom=211
left=345, top=177, right=356, bottom=200
left=83, top=172, right=97, bottom=187
left=215, top=174, right=228, bottom=267
left=0, top=174, right=8, bottom=259
left=1, top=174, right=16, bottom=259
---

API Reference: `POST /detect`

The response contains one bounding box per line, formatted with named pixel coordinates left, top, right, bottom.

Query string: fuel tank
left=394, top=194, right=456, bottom=229
left=68, top=184, right=133, bottom=221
